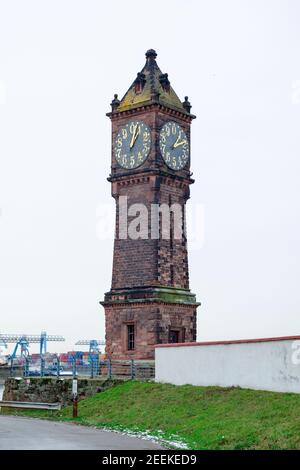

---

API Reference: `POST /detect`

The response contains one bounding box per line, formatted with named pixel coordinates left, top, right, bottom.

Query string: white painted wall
left=155, top=338, right=300, bottom=393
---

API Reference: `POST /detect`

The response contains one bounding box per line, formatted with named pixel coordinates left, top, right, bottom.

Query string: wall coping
left=155, top=334, right=300, bottom=348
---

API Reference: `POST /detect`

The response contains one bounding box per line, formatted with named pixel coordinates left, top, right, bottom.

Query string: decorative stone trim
left=107, top=103, right=195, bottom=123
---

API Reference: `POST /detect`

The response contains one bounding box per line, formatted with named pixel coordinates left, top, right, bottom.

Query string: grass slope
left=2, top=381, right=300, bottom=449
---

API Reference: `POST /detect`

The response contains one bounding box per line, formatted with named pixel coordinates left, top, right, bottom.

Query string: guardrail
left=6, top=357, right=155, bottom=380
left=0, top=400, right=61, bottom=410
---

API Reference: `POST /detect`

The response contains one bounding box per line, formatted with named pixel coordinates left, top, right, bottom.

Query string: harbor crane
left=75, top=339, right=105, bottom=354
left=0, top=332, right=65, bottom=359
left=75, top=339, right=105, bottom=364
left=9, top=337, right=30, bottom=360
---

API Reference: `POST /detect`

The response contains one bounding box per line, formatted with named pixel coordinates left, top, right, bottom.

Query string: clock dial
left=159, top=121, right=189, bottom=170
left=114, top=120, right=151, bottom=169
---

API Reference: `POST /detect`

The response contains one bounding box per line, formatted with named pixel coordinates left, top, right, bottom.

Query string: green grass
left=2, top=381, right=300, bottom=449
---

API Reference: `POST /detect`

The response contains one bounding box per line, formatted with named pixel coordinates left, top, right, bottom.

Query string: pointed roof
left=112, top=49, right=191, bottom=115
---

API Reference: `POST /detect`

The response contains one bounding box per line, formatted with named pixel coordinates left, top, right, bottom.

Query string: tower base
left=101, top=287, right=199, bottom=360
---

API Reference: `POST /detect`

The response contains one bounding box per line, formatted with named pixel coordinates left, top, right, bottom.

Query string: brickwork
left=104, top=302, right=197, bottom=360
left=110, top=174, right=190, bottom=290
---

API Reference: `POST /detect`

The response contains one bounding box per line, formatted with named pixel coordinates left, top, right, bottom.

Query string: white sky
left=1, top=0, right=300, bottom=354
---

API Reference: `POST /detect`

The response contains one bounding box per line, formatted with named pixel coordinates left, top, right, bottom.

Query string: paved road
left=0, top=416, right=163, bottom=450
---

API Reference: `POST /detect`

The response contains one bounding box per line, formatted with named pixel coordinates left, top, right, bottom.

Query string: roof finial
left=134, top=72, right=146, bottom=94
left=159, top=73, right=170, bottom=92
left=110, top=94, right=120, bottom=112
left=145, top=49, right=157, bottom=61
left=182, top=96, right=192, bottom=113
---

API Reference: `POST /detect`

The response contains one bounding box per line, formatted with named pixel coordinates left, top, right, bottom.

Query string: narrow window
left=169, top=330, right=179, bottom=343
left=127, top=324, right=135, bottom=350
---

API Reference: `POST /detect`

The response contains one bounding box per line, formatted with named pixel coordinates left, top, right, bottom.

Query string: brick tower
left=101, top=49, right=199, bottom=359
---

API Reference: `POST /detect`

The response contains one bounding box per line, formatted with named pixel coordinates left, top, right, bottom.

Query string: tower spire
left=111, top=49, right=193, bottom=115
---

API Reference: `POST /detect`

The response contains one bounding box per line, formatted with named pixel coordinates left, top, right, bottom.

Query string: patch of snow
left=100, top=425, right=190, bottom=449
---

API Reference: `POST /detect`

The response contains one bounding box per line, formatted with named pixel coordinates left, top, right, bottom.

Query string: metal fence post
left=130, top=359, right=136, bottom=380
left=10, top=357, right=14, bottom=377
left=90, top=359, right=94, bottom=379
left=41, top=356, right=45, bottom=377
left=72, top=357, right=77, bottom=378
left=24, top=357, right=29, bottom=377
left=56, top=356, right=60, bottom=377
left=95, top=356, right=99, bottom=377
left=108, top=358, right=112, bottom=379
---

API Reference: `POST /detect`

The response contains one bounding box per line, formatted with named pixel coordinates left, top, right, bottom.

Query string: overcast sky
left=1, top=0, right=300, bottom=354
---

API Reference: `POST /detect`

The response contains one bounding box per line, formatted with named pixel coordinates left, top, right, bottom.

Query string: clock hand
left=130, top=124, right=137, bottom=148
left=173, top=139, right=187, bottom=149
left=133, top=126, right=140, bottom=146
left=130, top=124, right=139, bottom=149
left=172, top=134, right=181, bottom=149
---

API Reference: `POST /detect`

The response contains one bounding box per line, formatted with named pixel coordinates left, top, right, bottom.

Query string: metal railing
left=0, top=400, right=61, bottom=410
left=6, top=356, right=155, bottom=380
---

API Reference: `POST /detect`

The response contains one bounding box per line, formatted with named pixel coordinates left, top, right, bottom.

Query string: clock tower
left=101, top=49, right=199, bottom=359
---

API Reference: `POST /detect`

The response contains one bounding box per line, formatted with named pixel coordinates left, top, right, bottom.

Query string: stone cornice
left=107, top=169, right=195, bottom=186
left=101, top=286, right=200, bottom=308
left=106, top=102, right=196, bottom=123
left=101, top=299, right=200, bottom=308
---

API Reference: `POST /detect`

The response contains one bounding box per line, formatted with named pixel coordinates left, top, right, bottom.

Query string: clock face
left=159, top=121, right=189, bottom=170
left=114, top=120, right=151, bottom=169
